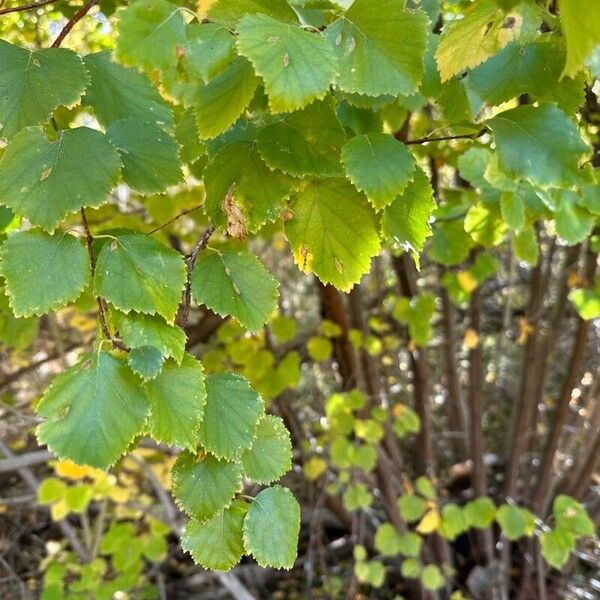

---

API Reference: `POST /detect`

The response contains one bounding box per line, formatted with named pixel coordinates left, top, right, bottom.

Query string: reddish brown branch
left=0, top=0, right=56, bottom=15
left=51, top=0, right=96, bottom=47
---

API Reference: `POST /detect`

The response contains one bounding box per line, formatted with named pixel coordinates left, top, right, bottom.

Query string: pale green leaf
left=569, top=286, right=600, bottom=320
left=82, top=51, right=173, bottom=128
left=257, top=97, right=346, bottom=177
left=194, top=57, right=259, bottom=140
left=374, top=523, right=402, bottom=557
left=488, top=104, right=588, bottom=188
left=172, top=451, right=241, bottom=520
left=341, top=133, right=416, bottom=210
left=243, top=485, right=300, bottom=569
left=116, top=0, right=186, bottom=72
left=556, top=190, right=595, bottom=245
left=428, top=220, right=474, bottom=266
left=36, top=352, right=149, bottom=468
left=236, top=14, right=338, bottom=113
left=181, top=23, right=235, bottom=84
left=559, top=0, right=600, bottom=76
left=207, top=0, right=298, bottom=28
left=500, top=191, right=525, bottom=231
left=0, top=230, right=89, bottom=317
left=144, top=354, right=206, bottom=449
left=540, top=528, right=575, bottom=570
left=127, top=346, right=165, bottom=380
left=191, top=250, right=278, bottom=331
left=398, top=494, right=427, bottom=523
left=421, top=564, right=444, bottom=591
left=0, top=41, right=88, bottom=139
left=436, top=0, right=522, bottom=81
left=107, top=118, right=182, bottom=194
left=95, top=233, right=186, bottom=323
left=198, top=372, right=264, bottom=460
left=0, top=127, right=122, bottom=232
left=182, top=500, right=248, bottom=571
left=285, top=178, right=381, bottom=291
left=204, top=141, right=293, bottom=234
left=552, top=495, right=595, bottom=537
left=496, top=504, right=536, bottom=541
left=464, top=497, right=496, bottom=529
left=324, top=0, right=429, bottom=96
left=113, top=312, right=186, bottom=364
left=381, top=166, right=436, bottom=256
left=240, top=415, right=292, bottom=484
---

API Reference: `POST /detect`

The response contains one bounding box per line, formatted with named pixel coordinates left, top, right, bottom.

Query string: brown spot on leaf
left=222, top=184, right=246, bottom=240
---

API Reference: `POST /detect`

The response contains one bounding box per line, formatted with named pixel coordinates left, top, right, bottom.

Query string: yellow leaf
left=50, top=499, right=69, bottom=521
left=463, top=328, right=480, bottom=349
left=197, top=0, right=218, bottom=18
left=304, top=456, right=327, bottom=480
left=416, top=508, right=440, bottom=534
left=108, top=486, right=131, bottom=504
left=54, top=459, right=97, bottom=480
left=517, top=318, right=535, bottom=345
left=457, top=270, right=478, bottom=293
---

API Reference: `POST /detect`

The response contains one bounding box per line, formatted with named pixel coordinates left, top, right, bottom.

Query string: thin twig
left=177, top=226, right=215, bottom=327
left=0, top=450, right=53, bottom=473
left=51, top=0, right=96, bottom=47
left=147, top=204, right=203, bottom=235
left=405, top=128, right=487, bottom=145
left=0, top=0, right=56, bottom=16
left=80, top=208, right=128, bottom=351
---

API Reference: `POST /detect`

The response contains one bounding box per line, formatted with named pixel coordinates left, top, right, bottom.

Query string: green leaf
left=439, top=503, right=468, bottom=541
left=181, top=23, right=235, bottom=84
left=144, top=355, right=206, bottom=449
left=38, top=477, right=66, bottom=504
left=488, top=104, right=588, bottom=188
left=436, top=0, right=521, bottom=81
left=500, top=191, right=525, bottom=231
left=106, top=118, right=182, bottom=194
left=127, top=345, right=166, bottom=380
left=421, top=564, right=444, bottom=591
left=0, top=230, right=89, bottom=317
left=240, top=415, right=292, bottom=484
left=341, top=133, right=416, bottom=210
left=401, top=558, right=422, bottom=579
left=236, top=14, right=338, bottom=113
left=464, top=497, right=496, bottom=529
left=36, top=352, right=149, bottom=469
left=415, top=476, right=437, bottom=500
left=194, top=57, right=259, bottom=140
left=428, top=220, right=474, bottom=266
left=116, top=0, right=186, bottom=72
left=552, top=495, right=595, bottom=537
left=381, top=166, right=436, bottom=256
left=374, top=523, right=402, bottom=557
left=204, top=141, right=294, bottom=234
left=513, top=226, right=539, bottom=265
left=199, top=372, right=264, bottom=460
left=468, top=38, right=564, bottom=106
left=82, top=51, right=173, bottom=128
left=307, top=336, right=333, bottom=362
left=540, top=528, right=575, bottom=570
left=569, top=285, right=600, bottom=320
left=285, top=178, right=381, bottom=291
left=355, top=559, right=385, bottom=588
left=257, top=97, right=346, bottom=177
left=397, top=532, right=423, bottom=558
left=397, top=494, right=427, bottom=523
left=113, top=312, right=186, bottom=364
left=243, top=485, right=300, bottom=569
left=0, top=127, right=121, bottom=232
left=172, top=451, right=241, bottom=520
left=559, top=0, right=600, bottom=76
left=207, top=0, right=299, bottom=29
left=190, top=250, right=278, bottom=331
left=556, top=191, right=595, bottom=245
left=94, top=233, right=186, bottom=323
left=0, top=41, right=88, bottom=139
left=182, top=500, right=248, bottom=571
left=324, top=0, right=429, bottom=96
left=496, top=504, right=536, bottom=541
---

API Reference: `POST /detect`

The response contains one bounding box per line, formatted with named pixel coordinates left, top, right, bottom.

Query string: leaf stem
left=80, top=207, right=128, bottom=351
left=177, top=225, right=215, bottom=327
left=405, top=128, right=487, bottom=145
